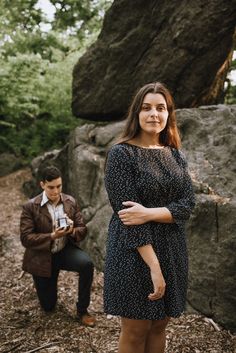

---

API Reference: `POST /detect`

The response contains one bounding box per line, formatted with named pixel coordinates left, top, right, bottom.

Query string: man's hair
left=40, top=166, right=62, bottom=182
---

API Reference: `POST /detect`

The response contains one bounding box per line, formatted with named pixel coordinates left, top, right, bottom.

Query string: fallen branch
left=22, top=341, right=60, bottom=353
left=0, top=325, right=19, bottom=329
left=2, top=343, right=22, bottom=353
left=0, top=338, right=24, bottom=348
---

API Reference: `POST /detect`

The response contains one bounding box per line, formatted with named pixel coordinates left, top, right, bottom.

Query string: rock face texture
left=72, top=0, right=236, bottom=121
left=27, top=105, right=236, bottom=332
left=177, top=105, right=236, bottom=332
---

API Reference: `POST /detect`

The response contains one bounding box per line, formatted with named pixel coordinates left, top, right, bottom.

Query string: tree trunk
left=72, top=0, right=236, bottom=121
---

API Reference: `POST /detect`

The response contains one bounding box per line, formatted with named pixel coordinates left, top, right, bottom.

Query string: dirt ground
left=0, top=169, right=235, bottom=353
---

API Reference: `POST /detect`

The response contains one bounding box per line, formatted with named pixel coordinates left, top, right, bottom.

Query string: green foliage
left=0, top=50, right=84, bottom=160
left=225, top=84, right=236, bottom=104
left=0, top=0, right=42, bottom=39
left=1, top=30, right=69, bottom=61
left=225, top=56, right=236, bottom=104
left=0, top=0, right=112, bottom=44
left=50, top=0, right=112, bottom=39
left=0, top=0, right=113, bottom=164
left=0, top=53, right=45, bottom=121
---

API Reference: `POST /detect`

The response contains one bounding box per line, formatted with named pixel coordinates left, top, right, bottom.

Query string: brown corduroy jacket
left=20, top=193, right=87, bottom=277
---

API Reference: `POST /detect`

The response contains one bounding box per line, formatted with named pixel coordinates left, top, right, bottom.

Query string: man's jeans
left=33, top=243, right=94, bottom=313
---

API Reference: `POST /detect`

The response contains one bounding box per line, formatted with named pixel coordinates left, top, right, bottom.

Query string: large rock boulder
left=67, top=122, right=125, bottom=264
left=27, top=105, right=236, bottom=332
left=178, top=105, right=236, bottom=331
left=72, top=0, right=236, bottom=121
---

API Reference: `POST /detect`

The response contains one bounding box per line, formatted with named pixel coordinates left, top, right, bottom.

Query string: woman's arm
left=137, top=244, right=166, bottom=300
left=118, top=201, right=173, bottom=226
left=105, top=145, right=154, bottom=250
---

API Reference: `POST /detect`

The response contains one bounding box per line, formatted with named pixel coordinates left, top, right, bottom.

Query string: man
left=20, top=165, right=95, bottom=327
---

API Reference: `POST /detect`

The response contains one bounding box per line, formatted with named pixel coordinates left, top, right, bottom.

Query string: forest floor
left=0, top=168, right=236, bottom=353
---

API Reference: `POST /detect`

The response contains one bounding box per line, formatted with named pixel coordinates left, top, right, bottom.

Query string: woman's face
left=138, top=93, right=169, bottom=136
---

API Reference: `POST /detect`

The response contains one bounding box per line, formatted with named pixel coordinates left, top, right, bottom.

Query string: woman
left=104, top=82, right=195, bottom=353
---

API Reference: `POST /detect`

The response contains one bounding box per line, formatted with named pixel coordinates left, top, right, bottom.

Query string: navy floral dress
left=104, top=143, right=195, bottom=320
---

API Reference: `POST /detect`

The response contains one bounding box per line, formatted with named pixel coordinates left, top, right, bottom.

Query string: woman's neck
left=130, top=133, right=162, bottom=148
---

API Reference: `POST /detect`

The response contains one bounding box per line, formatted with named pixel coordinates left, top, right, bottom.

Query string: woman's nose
left=150, top=108, right=158, bottom=117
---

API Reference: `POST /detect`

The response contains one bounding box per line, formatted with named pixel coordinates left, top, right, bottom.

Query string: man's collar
left=41, top=191, right=49, bottom=206
left=40, top=191, right=63, bottom=207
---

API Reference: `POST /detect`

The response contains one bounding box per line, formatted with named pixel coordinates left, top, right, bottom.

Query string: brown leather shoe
left=77, top=311, right=96, bottom=327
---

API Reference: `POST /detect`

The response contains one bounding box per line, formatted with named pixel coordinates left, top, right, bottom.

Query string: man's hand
left=118, top=201, right=150, bottom=225
left=51, top=218, right=74, bottom=239
left=65, top=216, right=74, bottom=229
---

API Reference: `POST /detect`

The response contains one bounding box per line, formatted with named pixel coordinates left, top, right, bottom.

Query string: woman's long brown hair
left=117, top=82, right=181, bottom=149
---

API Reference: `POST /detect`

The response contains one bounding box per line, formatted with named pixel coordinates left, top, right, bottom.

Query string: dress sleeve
left=105, top=144, right=153, bottom=249
left=166, top=150, right=195, bottom=227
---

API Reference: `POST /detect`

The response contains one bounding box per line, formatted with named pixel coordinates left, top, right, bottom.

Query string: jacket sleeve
left=69, top=201, right=87, bottom=245
left=105, top=145, right=153, bottom=250
left=166, top=151, right=195, bottom=227
left=20, top=202, right=52, bottom=251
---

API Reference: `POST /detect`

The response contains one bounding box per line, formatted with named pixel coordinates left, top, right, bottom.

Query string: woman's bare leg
left=118, top=317, right=151, bottom=353
left=145, top=317, right=170, bottom=353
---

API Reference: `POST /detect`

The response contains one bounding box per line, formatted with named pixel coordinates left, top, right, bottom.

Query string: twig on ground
left=204, top=317, right=221, bottom=331
left=0, top=337, right=24, bottom=348
left=1, top=343, right=22, bottom=353
left=18, top=270, right=25, bottom=280
left=22, top=341, right=60, bottom=353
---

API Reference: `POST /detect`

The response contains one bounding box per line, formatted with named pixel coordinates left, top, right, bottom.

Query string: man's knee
left=76, top=252, right=94, bottom=274
left=81, top=258, right=94, bottom=274
left=71, top=254, right=94, bottom=278
left=64, top=246, right=94, bottom=274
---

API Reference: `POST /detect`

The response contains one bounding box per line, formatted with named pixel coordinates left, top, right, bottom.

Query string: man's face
left=40, top=177, right=62, bottom=203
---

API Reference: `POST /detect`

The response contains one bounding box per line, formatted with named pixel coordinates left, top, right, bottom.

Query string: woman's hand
left=137, top=245, right=166, bottom=301
left=118, top=201, right=151, bottom=225
left=118, top=202, right=174, bottom=225
left=148, top=264, right=166, bottom=301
